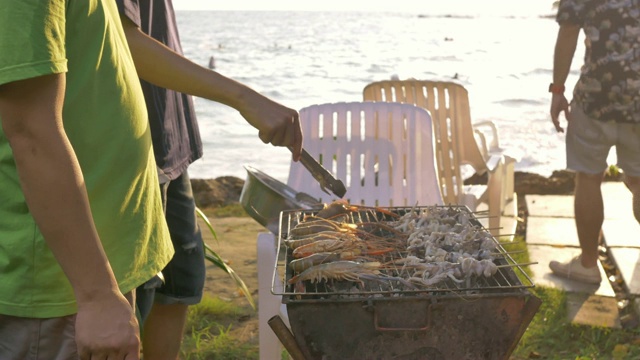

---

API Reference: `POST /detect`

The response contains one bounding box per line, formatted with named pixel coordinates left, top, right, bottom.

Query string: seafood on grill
left=288, top=261, right=383, bottom=285
left=284, top=230, right=350, bottom=250
left=395, top=257, right=499, bottom=288
left=314, top=199, right=401, bottom=221
left=291, top=233, right=394, bottom=259
left=288, top=216, right=358, bottom=238
left=283, top=202, right=513, bottom=291
left=289, top=252, right=343, bottom=273
left=461, top=257, right=498, bottom=278
left=289, top=200, right=402, bottom=238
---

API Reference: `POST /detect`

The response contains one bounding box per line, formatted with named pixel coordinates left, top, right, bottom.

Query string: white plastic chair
left=257, top=101, right=443, bottom=359
left=288, top=101, right=443, bottom=207
left=363, top=79, right=517, bottom=235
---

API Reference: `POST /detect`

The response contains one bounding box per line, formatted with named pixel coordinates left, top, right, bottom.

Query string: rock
left=191, top=177, right=244, bottom=208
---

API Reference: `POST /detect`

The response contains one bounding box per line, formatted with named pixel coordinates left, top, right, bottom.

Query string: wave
left=494, top=98, right=547, bottom=107
left=417, top=14, right=474, bottom=19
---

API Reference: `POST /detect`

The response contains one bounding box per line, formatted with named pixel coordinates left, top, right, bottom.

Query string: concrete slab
left=602, top=182, right=633, bottom=220
left=608, top=248, right=640, bottom=296
left=526, top=217, right=579, bottom=247
left=522, top=185, right=637, bottom=327
left=602, top=219, right=640, bottom=248
left=527, top=245, right=615, bottom=297
left=566, top=292, right=621, bottom=328
left=526, top=182, right=631, bottom=220
left=526, top=195, right=574, bottom=218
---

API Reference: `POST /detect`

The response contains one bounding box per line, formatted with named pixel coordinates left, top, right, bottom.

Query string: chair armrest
left=474, top=129, right=489, bottom=159
left=484, top=153, right=503, bottom=174
left=473, top=120, right=500, bottom=152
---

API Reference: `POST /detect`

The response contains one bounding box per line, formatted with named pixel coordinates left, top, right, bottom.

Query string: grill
left=272, top=205, right=541, bottom=360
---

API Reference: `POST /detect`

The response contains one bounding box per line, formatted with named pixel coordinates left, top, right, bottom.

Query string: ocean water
left=176, top=9, right=592, bottom=183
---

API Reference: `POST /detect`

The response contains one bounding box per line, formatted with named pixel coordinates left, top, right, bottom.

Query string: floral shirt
left=557, top=0, right=640, bottom=123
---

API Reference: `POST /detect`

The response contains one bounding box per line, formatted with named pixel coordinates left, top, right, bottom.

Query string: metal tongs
left=291, top=147, right=347, bottom=198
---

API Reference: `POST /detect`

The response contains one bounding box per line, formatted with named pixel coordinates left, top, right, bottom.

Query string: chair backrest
left=363, top=80, right=488, bottom=205
left=287, top=101, right=443, bottom=207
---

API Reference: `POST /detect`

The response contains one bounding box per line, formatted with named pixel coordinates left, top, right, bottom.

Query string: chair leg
left=257, top=233, right=285, bottom=360
left=504, top=156, right=516, bottom=203
left=487, top=171, right=502, bottom=237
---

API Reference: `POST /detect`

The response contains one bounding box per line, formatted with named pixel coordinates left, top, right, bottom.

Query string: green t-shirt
left=0, top=0, right=174, bottom=318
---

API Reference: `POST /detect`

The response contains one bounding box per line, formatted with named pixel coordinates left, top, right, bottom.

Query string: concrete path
left=524, top=182, right=639, bottom=328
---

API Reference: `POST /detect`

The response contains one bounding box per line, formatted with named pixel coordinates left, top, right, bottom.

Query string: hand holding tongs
left=290, top=147, right=347, bottom=198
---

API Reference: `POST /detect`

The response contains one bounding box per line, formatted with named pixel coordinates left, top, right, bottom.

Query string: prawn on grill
left=288, top=217, right=357, bottom=238
left=287, top=261, right=382, bottom=286
left=291, top=233, right=395, bottom=259
left=314, top=199, right=402, bottom=221
left=289, top=252, right=342, bottom=273
left=284, top=230, right=348, bottom=250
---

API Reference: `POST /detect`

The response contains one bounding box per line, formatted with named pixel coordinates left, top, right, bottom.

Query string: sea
left=175, top=7, right=598, bottom=183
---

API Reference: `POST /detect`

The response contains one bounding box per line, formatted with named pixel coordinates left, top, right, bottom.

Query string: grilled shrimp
left=291, top=236, right=364, bottom=259
left=287, top=261, right=382, bottom=285
left=284, top=231, right=346, bottom=250
left=315, top=199, right=352, bottom=219
left=289, top=252, right=342, bottom=273
left=288, top=217, right=357, bottom=238
left=315, top=200, right=402, bottom=221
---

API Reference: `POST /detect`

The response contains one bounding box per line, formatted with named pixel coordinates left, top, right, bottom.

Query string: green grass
left=512, top=286, right=640, bottom=359
left=180, top=296, right=258, bottom=360
left=506, top=236, right=640, bottom=359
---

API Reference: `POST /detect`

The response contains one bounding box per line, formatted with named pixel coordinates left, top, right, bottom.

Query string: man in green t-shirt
left=0, top=1, right=175, bottom=358
left=0, top=0, right=303, bottom=358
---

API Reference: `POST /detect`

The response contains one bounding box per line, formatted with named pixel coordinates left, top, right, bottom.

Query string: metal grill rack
left=272, top=205, right=534, bottom=299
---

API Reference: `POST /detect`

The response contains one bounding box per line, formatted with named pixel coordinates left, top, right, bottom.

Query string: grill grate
left=272, top=205, right=534, bottom=299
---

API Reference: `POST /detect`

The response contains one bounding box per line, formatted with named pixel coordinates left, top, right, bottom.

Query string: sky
left=173, top=0, right=554, bottom=15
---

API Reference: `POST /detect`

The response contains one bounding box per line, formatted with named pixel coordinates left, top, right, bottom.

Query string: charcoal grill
left=272, top=205, right=541, bottom=360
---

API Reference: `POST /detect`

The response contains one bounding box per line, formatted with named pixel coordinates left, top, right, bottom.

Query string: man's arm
left=0, top=74, right=140, bottom=360
left=550, top=23, right=581, bottom=133
left=119, top=17, right=303, bottom=161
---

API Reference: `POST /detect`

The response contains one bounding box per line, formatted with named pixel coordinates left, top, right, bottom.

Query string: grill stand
left=277, top=206, right=540, bottom=359
left=285, top=292, right=540, bottom=360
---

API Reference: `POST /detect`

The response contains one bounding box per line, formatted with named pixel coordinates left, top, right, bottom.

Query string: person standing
left=116, top=1, right=303, bottom=358
left=548, top=0, right=640, bottom=284
left=0, top=1, right=175, bottom=358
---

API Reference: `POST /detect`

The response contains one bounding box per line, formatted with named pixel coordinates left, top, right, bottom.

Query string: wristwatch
left=548, top=83, right=565, bottom=94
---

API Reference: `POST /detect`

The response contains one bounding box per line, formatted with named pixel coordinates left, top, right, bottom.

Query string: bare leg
left=141, top=303, right=188, bottom=360
left=574, top=171, right=605, bottom=268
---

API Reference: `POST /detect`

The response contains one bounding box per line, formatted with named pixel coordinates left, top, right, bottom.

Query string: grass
left=506, top=237, right=640, bottom=359
left=184, top=206, right=640, bottom=359
left=512, top=286, right=640, bottom=359
left=180, top=296, right=258, bottom=360
left=200, top=203, right=247, bottom=218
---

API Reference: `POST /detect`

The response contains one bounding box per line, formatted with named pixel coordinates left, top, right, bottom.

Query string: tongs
left=291, top=147, right=347, bottom=198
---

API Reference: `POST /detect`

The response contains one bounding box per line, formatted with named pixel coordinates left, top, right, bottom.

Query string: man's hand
left=238, top=91, right=303, bottom=162
left=75, top=292, right=140, bottom=360
left=550, top=93, right=570, bottom=133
